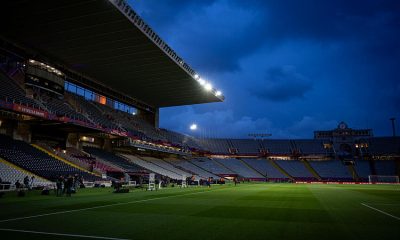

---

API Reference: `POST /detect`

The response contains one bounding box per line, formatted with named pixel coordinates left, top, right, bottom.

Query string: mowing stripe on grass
left=0, top=187, right=231, bottom=223
left=361, top=203, right=400, bottom=221
left=0, top=228, right=130, bottom=240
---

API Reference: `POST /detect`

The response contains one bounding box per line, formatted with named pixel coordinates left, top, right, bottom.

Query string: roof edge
left=109, top=0, right=225, bottom=102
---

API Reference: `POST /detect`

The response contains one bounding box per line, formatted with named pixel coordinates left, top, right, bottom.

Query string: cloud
left=287, top=116, right=338, bottom=136
left=160, top=106, right=341, bottom=139
left=250, top=66, right=313, bottom=102
left=131, top=0, right=400, bottom=73
left=130, top=0, right=216, bottom=29
left=130, top=0, right=269, bottom=72
left=160, top=107, right=274, bottom=138
left=132, top=0, right=400, bottom=138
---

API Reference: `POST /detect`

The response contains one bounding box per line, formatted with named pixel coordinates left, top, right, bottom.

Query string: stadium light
left=215, top=90, right=222, bottom=96
left=190, top=123, right=197, bottom=130
left=198, top=78, right=206, bottom=86
left=204, top=83, right=212, bottom=91
left=194, top=74, right=199, bottom=80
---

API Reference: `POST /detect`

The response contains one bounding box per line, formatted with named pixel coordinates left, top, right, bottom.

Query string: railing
left=1, top=96, right=45, bottom=111
left=0, top=183, right=13, bottom=192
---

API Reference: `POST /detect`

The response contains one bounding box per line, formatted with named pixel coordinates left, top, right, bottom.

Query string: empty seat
left=0, top=135, right=101, bottom=181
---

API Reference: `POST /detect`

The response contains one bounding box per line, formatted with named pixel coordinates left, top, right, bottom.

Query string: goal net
left=368, top=175, right=399, bottom=184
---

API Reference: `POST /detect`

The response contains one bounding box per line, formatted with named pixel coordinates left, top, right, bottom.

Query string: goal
left=368, top=175, right=399, bottom=184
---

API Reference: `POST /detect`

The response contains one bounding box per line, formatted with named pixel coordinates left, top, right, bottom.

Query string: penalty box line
left=361, top=203, right=400, bottom=221
left=0, top=228, right=131, bottom=240
left=0, top=187, right=227, bottom=223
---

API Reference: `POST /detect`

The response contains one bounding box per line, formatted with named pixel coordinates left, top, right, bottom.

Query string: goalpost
left=368, top=175, right=399, bottom=184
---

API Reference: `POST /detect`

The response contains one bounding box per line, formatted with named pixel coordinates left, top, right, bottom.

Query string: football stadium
left=0, top=1, right=399, bottom=239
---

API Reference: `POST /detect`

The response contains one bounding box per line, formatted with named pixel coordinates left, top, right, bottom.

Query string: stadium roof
left=0, top=0, right=224, bottom=108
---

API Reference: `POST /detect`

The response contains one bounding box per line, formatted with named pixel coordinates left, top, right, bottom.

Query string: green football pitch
left=0, top=183, right=399, bottom=240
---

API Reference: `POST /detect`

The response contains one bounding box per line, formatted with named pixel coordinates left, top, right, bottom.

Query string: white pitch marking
left=363, top=203, right=400, bottom=206
left=0, top=228, right=130, bottom=240
left=361, top=203, right=400, bottom=221
left=0, top=188, right=226, bottom=223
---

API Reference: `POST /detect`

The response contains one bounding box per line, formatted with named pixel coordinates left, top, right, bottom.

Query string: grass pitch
left=0, top=183, right=399, bottom=240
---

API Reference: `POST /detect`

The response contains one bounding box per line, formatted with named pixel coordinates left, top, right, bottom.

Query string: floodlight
left=215, top=90, right=222, bottom=96
left=198, top=78, right=206, bottom=85
left=190, top=124, right=197, bottom=130
left=204, top=83, right=212, bottom=91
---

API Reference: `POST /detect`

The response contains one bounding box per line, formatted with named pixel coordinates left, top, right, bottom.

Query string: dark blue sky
left=129, top=0, right=400, bottom=139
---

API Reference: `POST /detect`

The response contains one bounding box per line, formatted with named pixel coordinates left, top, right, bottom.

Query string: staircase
left=268, top=159, right=294, bottom=180
left=347, top=164, right=360, bottom=181
left=31, top=144, right=101, bottom=177
left=302, top=160, right=322, bottom=181
left=212, top=158, right=237, bottom=175
left=186, top=159, right=221, bottom=179
left=238, top=158, right=266, bottom=177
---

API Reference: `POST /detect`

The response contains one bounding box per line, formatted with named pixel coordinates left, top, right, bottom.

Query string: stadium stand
left=213, top=158, right=264, bottom=178
left=67, top=147, right=121, bottom=174
left=168, top=158, right=220, bottom=179
left=374, top=160, right=397, bottom=176
left=242, top=158, right=288, bottom=180
left=308, top=160, right=353, bottom=181
left=0, top=158, right=52, bottom=186
left=352, top=160, right=371, bottom=181
left=274, top=160, right=316, bottom=180
left=0, top=70, right=42, bottom=109
left=195, top=139, right=231, bottom=154
left=262, top=140, right=292, bottom=155
left=67, top=94, right=119, bottom=130
left=35, top=143, right=121, bottom=174
left=190, top=157, right=235, bottom=175
left=230, top=139, right=262, bottom=154
left=0, top=0, right=398, bottom=187
left=294, top=140, right=326, bottom=155
left=0, top=135, right=101, bottom=181
left=140, top=157, right=193, bottom=177
left=368, top=137, right=400, bottom=155
left=161, top=129, right=202, bottom=150
left=40, top=94, right=89, bottom=122
left=83, top=147, right=144, bottom=173
left=120, top=154, right=182, bottom=179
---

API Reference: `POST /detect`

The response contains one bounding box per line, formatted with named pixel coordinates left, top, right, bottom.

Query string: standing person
left=30, top=176, right=35, bottom=189
left=62, top=176, right=67, bottom=195
left=15, top=180, right=21, bottom=189
left=66, top=175, right=73, bottom=197
left=79, top=176, right=85, bottom=188
left=73, top=174, right=79, bottom=192
left=234, top=177, right=237, bottom=186
left=23, top=176, right=29, bottom=189
left=56, top=176, right=63, bottom=197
